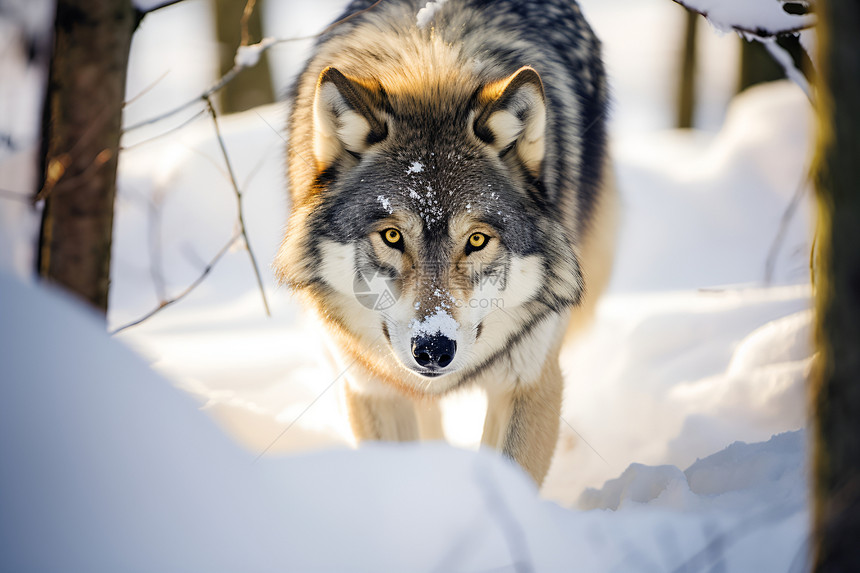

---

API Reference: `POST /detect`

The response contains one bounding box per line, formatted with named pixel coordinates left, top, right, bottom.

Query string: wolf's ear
left=474, top=66, right=546, bottom=176
left=312, top=67, right=388, bottom=170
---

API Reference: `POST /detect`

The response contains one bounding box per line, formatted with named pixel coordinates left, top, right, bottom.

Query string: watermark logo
left=352, top=261, right=510, bottom=311
left=454, top=297, right=504, bottom=310
left=353, top=269, right=400, bottom=311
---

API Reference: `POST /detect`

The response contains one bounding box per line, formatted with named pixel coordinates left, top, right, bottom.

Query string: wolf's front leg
left=344, top=382, right=419, bottom=442
left=481, top=359, right=563, bottom=486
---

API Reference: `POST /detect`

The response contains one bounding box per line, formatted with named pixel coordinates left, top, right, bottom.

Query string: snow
left=234, top=37, right=277, bottom=69
left=416, top=0, right=448, bottom=29
left=0, top=0, right=816, bottom=570
left=407, top=160, right=425, bottom=174
left=409, top=307, right=459, bottom=339
left=764, top=37, right=812, bottom=98
left=580, top=431, right=807, bottom=512
left=678, top=0, right=814, bottom=36
left=376, top=194, right=393, bottom=213
left=0, top=270, right=809, bottom=570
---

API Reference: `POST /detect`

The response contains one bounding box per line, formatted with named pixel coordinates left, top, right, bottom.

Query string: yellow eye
left=383, top=228, right=401, bottom=246
left=468, top=233, right=487, bottom=250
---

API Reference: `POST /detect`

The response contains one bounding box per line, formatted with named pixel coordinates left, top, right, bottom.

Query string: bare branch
left=676, top=2, right=815, bottom=101
left=113, top=0, right=391, bottom=332
left=110, top=232, right=241, bottom=335
left=204, top=95, right=271, bottom=317
left=123, top=0, right=384, bottom=133
left=124, top=70, right=171, bottom=108
left=119, top=108, right=207, bottom=152
left=240, top=0, right=257, bottom=47
left=0, top=188, right=34, bottom=204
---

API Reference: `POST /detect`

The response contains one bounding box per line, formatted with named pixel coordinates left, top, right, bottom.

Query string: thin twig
left=204, top=95, right=271, bottom=317
left=124, top=70, right=171, bottom=108
left=35, top=146, right=113, bottom=203
left=672, top=0, right=816, bottom=38
left=254, top=110, right=315, bottom=171
left=0, top=188, right=33, bottom=204
left=147, top=187, right=168, bottom=302
left=123, top=64, right=244, bottom=132
left=764, top=172, right=811, bottom=285
left=559, top=415, right=610, bottom=467
left=36, top=105, right=115, bottom=202
left=119, top=108, right=207, bottom=152
left=252, top=359, right=352, bottom=462
left=241, top=142, right=278, bottom=192
left=110, top=232, right=241, bottom=335
left=123, top=0, right=384, bottom=133
left=240, top=0, right=257, bottom=47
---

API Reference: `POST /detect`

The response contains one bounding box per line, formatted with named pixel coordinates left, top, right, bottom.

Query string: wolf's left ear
left=312, top=66, right=388, bottom=170
left=474, top=66, right=546, bottom=176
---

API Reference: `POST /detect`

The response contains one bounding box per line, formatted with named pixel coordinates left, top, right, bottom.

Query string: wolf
left=276, top=0, right=616, bottom=486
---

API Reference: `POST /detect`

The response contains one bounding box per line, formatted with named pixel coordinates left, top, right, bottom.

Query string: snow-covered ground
left=0, top=271, right=811, bottom=571
left=0, top=0, right=815, bottom=570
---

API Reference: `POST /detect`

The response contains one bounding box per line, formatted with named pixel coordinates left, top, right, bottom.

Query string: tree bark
left=214, top=0, right=274, bottom=113
left=812, top=0, right=860, bottom=571
left=37, top=0, right=136, bottom=313
left=676, top=8, right=698, bottom=128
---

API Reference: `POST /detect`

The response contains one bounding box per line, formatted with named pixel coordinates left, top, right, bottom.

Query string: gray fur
left=280, top=0, right=607, bottom=292
left=275, top=0, right=613, bottom=485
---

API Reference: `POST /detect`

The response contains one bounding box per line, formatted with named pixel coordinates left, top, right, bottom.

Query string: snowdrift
left=0, top=271, right=808, bottom=571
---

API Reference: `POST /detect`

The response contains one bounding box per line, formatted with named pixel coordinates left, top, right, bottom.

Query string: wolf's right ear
left=312, top=67, right=388, bottom=171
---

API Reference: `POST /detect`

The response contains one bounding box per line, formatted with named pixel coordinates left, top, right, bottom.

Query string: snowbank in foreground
left=0, top=272, right=808, bottom=572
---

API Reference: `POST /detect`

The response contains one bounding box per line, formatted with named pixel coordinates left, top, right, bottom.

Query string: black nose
left=411, top=335, right=457, bottom=369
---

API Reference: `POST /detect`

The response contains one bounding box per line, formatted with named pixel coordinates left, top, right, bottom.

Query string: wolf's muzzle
left=411, top=335, right=457, bottom=371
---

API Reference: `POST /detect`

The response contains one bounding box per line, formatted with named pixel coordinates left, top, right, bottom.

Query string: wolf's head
left=277, top=64, right=583, bottom=395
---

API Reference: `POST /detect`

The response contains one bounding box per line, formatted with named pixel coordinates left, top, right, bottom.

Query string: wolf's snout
left=411, top=335, right=457, bottom=370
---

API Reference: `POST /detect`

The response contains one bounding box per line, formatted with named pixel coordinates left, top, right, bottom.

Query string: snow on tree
left=674, top=0, right=815, bottom=97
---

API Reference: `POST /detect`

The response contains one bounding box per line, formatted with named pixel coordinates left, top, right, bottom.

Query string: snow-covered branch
left=134, top=0, right=188, bottom=17
left=672, top=0, right=815, bottom=38
left=764, top=33, right=814, bottom=98
left=674, top=0, right=816, bottom=99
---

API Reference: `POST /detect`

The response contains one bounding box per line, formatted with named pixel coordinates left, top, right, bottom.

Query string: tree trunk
left=37, top=0, right=136, bottom=314
left=811, top=0, right=860, bottom=571
left=214, top=0, right=274, bottom=113
left=676, top=8, right=698, bottom=129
